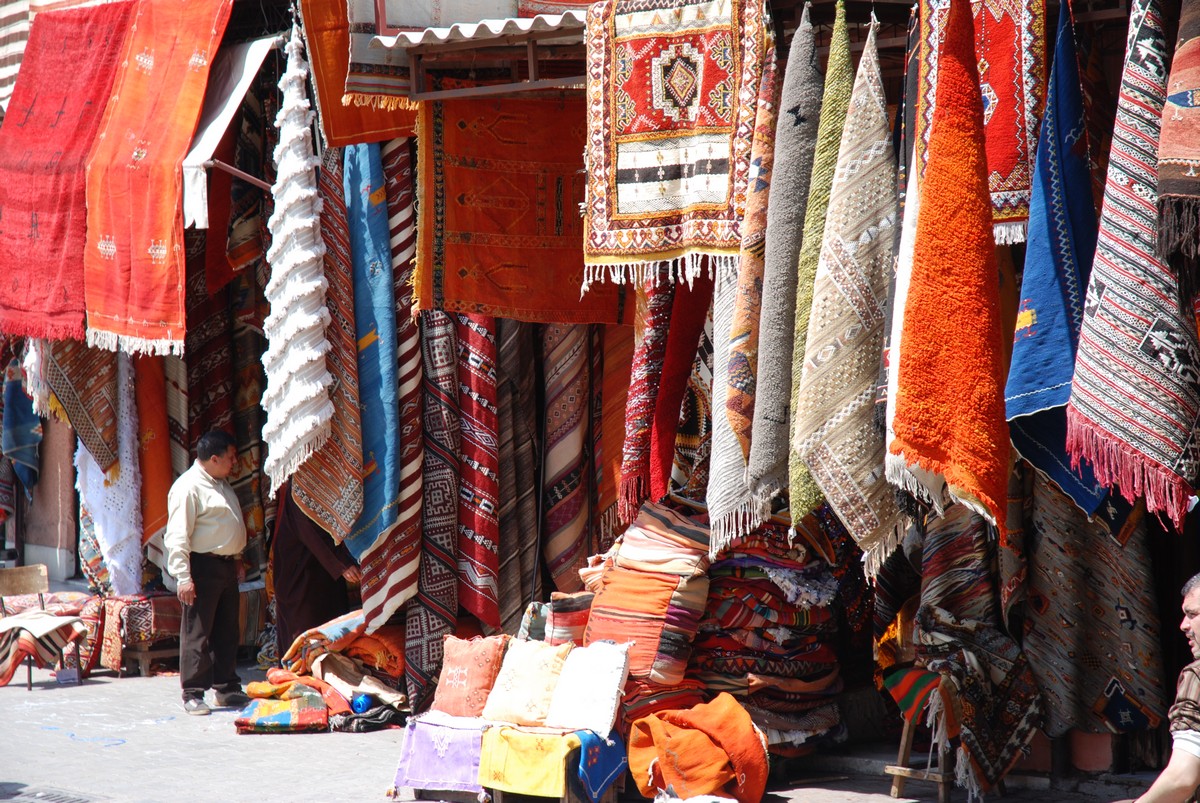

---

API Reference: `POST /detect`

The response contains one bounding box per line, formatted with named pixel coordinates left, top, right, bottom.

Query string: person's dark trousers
left=180, top=552, right=241, bottom=702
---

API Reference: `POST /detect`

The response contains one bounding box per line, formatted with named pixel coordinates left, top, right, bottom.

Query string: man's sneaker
left=214, top=690, right=250, bottom=708
left=183, top=698, right=211, bottom=716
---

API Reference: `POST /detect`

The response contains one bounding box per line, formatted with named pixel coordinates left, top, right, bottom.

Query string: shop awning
left=368, top=10, right=586, bottom=101
left=183, top=36, right=277, bottom=229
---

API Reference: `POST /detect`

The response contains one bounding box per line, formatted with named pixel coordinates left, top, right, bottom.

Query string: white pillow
left=543, top=640, right=632, bottom=737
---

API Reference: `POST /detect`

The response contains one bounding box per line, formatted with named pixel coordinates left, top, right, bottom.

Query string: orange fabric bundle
left=83, top=0, right=233, bottom=354
left=627, top=692, right=768, bottom=803
left=345, top=625, right=406, bottom=679
left=258, top=666, right=351, bottom=715
left=889, top=0, right=1010, bottom=533
left=297, top=0, right=414, bottom=148
left=133, top=355, right=172, bottom=545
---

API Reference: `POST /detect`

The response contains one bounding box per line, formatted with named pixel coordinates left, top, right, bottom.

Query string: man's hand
left=342, top=566, right=362, bottom=584
left=177, top=579, right=197, bottom=606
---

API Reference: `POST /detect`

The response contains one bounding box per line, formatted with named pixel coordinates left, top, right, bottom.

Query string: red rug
left=0, top=3, right=134, bottom=340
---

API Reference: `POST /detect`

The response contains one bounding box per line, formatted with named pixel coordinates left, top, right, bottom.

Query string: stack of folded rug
left=688, top=510, right=848, bottom=756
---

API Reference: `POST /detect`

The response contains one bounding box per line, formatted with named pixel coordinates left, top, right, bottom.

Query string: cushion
left=584, top=565, right=708, bottom=685
left=613, top=500, right=711, bottom=577
left=431, top=634, right=510, bottom=717
left=543, top=640, right=631, bottom=737
left=544, top=591, right=593, bottom=646
left=481, top=639, right=573, bottom=725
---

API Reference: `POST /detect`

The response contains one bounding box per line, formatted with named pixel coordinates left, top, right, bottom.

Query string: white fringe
left=885, top=453, right=938, bottom=508
left=860, top=520, right=905, bottom=579
left=581, top=252, right=740, bottom=293
left=992, top=220, right=1027, bottom=245
left=708, top=498, right=760, bottom=558
left=22, top=339, right=52, bottom=418
left=85, top=327, right=185, bottom=357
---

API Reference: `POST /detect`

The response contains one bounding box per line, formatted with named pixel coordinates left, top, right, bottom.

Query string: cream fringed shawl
left=262, top=24, right=333, bottom=496
left=791, top=22, right=903, bottom=578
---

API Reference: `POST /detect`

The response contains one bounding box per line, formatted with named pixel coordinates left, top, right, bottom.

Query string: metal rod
left=204, top=159, right=271, bottom=192
left=408, top=75, right=585, bottom=102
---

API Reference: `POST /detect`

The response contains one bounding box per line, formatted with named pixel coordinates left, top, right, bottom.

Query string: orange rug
left=415, top=95, right=632, bottom=325
left=627, top=692, right=768, bottom=803
left=297, top=0, right=414, bottom=148
left=83, top=0, right=234, bottom=354
left=888, top=0, right=1010, bottom=533
left=133, top=355, right=172, bottom=545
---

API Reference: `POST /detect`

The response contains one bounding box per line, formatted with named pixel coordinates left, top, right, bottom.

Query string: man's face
left=205, top=445, right=238, bottom=480
left=1182, top=587, right=1200, bottom=660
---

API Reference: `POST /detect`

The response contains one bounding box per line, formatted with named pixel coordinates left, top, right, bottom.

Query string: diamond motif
left=650, top=43, right=704, bottom=123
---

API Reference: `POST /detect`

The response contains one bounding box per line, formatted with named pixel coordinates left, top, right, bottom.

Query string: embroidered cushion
left=543, top=640, right=632, bottom=737
left=430, top=634, right=510, bottom=717
left=481, top=639, right=573, bottom=725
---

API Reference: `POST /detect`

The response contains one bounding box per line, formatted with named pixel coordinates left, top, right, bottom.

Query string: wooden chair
left=0, top=564, right=83, bottom=690
left=884, top=702, right=955, bottom=803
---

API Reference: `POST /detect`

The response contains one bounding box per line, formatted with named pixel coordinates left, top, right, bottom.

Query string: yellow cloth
left=479, top=726, right=581, bottom=797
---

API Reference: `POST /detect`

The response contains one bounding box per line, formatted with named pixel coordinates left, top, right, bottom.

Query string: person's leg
left=210, top=559, right=242, bottom=696
left=180, top=555, right=221, bottom=703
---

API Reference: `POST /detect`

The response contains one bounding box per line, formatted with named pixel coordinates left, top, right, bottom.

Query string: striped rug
left=360, top=138, right=423, bottom=633
left=405, top=310, right=460, bottom=707
left=454, top=313, right=502, bottom=629
left=541, top=324, right=591, bottom=592
left=0, top=2, right=28, bottom=115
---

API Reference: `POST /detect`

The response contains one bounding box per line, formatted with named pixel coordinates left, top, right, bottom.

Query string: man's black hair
left=196, top=430, right=236, bottom=462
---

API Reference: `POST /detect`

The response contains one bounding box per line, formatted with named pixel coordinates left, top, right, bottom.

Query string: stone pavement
left=0, top=660, right=1152, bottom=803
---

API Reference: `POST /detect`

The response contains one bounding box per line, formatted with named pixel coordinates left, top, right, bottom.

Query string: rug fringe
left=582, top=252, right=738, bottom=292
left=342, top=91, right=419, bottom=112
left=884, top=452, right=938, bottom=509
left=992, top=220, right=1027, bottom=245
left=709, top=498, right=760, bottom=558
left=265, top=415, right=332, bottom=498
left=86, top=328, right=185, bottom=357
left=860, top=520, right=904, bottom=579
left=1156, top=193, right=1200, bottom=308
left=618, top=473, right=649, bottom=524
left=1066, top=403, right=1192, bottom=529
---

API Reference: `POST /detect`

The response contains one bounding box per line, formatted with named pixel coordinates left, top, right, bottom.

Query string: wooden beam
left=408, top=75, right=585, bottom=102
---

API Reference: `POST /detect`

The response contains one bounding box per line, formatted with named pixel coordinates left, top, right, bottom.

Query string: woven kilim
left=44, top=339, right=117, bottom=476
left=84, top=0, right=233, bottom=354
left=1067, top=0, right=1200, bottom=530
left=343, top=142, right=400, bottom=561
left=1021, top=474, right=1165, bottom=736
left=915, top=0, right=1046, bottom=242
left=291, top=146, right=364, bottom=543
left=541, top=324, right=591, bottom=593
left=405, top=310, right=460, bottom=707
left=0, top=612, right=85, bottom=688
left=596, top=324, right=634, bottom=551
left=343, top=0, right=416, bottom=112
left=747, top=6, right=822, bottom=526
left=672, top=309, right=714, bottom=498
left=582, top=0, right=768, bottom=285
left=297, top=0, right=412, bottom=148
left=359, top=138, right=422, bottom=633
left=1158, top=0, right=1200, bottom=299
left=227, top=269, right=268, bottom=561
left=0, top=3, right=133, bottom=341
left=619, top=278, right=676, bottom=522
left=416, top=95, right=631, bottom=324
left=3, top=358, right=41, bottom=494
left=915, top=505, right=1042, bottom=794
left=889, top=0, right=1009, bottom=532
left=787, top=0, right=851, bottom=520
left=184, top=231, right=234, bottom=446
left=496, top=319, right=542, bottom=634
left=164, top=355, right=189, bottom=476
left=792, top=22, right=903, bottom=579
left=454, top=313, right=502, bottom=629
left=1005, top=3, right=1105, bottom=516
left=709, top=46, right=779, bottom=544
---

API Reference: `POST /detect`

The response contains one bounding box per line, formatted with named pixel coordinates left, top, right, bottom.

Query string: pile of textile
left=580, top=498, right=714, bottom=735
left=689, top=509, right=847, bottom=756
left=238, top=610, right=408, bottom=733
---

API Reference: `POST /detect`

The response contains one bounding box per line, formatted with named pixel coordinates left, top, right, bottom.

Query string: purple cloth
left=392, top=711, right=486, bottom=794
